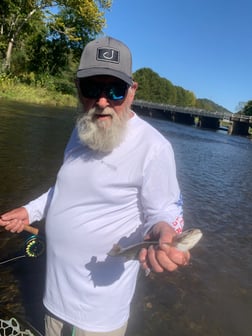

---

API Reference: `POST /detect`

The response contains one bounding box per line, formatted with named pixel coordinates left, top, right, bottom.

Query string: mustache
left=87, top=107, right=116, bottom=120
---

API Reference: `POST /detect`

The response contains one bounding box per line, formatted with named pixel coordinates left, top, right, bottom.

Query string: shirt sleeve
left=141, top=142, right=184, bottom=234
left=24, top=187, right=55, bottom=223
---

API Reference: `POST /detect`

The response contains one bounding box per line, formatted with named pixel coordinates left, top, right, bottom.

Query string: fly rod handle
left=24, top=225, right=39, bottom=236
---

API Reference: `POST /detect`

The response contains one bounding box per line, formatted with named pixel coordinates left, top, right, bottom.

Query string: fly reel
left=24, top=235, right=45, bottom=258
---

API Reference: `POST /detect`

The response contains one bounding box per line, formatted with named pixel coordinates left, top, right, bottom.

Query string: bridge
left=132, top=100, right=252, bottom=136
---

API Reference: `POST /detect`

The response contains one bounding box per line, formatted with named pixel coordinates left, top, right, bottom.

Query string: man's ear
left=128, top=81, right=138, bottom=101
left=131, top=81, right=138, bottom=91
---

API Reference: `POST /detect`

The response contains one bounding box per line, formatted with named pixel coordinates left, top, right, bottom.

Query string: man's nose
left=95, top=94, right=110, bottom=109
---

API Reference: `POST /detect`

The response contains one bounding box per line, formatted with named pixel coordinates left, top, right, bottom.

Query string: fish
left=107, top=228, right=203, bottom=260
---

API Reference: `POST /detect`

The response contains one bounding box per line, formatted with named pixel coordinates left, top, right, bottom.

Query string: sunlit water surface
left=0, top=100, right=251, bottom=335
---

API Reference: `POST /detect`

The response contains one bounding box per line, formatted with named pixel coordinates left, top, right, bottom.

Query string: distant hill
left=133, top=68, right=231, bottom=114
left=196, top=98, right=231, bottom=114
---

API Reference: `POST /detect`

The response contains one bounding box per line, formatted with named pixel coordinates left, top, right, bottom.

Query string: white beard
left=77, top=106, right=129, bottom=153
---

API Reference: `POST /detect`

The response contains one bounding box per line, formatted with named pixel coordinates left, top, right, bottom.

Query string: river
left=0, top=100, right=251, bottom=336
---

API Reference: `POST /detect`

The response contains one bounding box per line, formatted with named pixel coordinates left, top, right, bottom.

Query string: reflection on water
left=0, top=100, right=252, bottom=335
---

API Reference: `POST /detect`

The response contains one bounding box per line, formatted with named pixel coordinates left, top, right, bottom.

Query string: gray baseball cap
left=77, top=36, right=133, bottom=85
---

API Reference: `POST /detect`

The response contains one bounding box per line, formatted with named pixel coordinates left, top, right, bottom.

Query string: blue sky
left=102, top=0, right=252, bottom=112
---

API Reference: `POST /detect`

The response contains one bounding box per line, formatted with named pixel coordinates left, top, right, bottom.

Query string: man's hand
left=0, top=207, right=29, bottom=233
left=139, top=221, right=190, bottom=273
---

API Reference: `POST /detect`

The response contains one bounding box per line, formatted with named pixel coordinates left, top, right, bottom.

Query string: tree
left=133, top=68, right=196, bottom=107
left=0, top=0, right=46, bottom=70
left=235, top=101, right=246, bottom=114
left=242, top=100, right=252, bottom=116
left=133, top=68, right=177, bottom=105
left=175, top=86, right=196, bottom=107
left=0, top=0, right=112, bottom=72
left=196, top=98, right=230, bottom=114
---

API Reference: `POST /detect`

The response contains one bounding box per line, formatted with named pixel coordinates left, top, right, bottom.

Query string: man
left=0, top=36, right=189, bottom=336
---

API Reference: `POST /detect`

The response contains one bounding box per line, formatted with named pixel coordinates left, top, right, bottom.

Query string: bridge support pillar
left=198, top=116, right=219, bottom=130
left=172, top=112, right=195, bottom=125
left=133, top=104, right=153, bottom=117
left=132, top=105, right=173, bottom=120
left=228, top=121, right=249, bottom=136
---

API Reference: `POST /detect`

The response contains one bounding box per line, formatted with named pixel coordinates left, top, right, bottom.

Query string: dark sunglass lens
left=78, top=80, right=128, bottom=101
left=79, top=80, right=101, bottom=99
left=106, top=83, right=128, bottom=100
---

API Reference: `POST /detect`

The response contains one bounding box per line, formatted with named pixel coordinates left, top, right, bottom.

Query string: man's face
left=76, top=75, right=137, bottom=153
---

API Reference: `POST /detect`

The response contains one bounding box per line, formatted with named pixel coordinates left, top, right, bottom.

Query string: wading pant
left=45, top=314, right=128, bottom=336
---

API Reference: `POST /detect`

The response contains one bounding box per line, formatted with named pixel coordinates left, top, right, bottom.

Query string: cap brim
left=77, top=68, right=133, bottom=86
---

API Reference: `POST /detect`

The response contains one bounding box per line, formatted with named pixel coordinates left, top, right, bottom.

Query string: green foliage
left=242, top=100, right=252, bottom=116
left=0, top=80, right=77, bottom=106
left=0, top=0, right=112, bottom=74
left=175, top=85, right=196, bottom=107
left=133, top=68, right=235, bottom=112
left=133, top=68, right=196, bottom=108
left=196, top=98, right=231, bottom=114
left=1, top=2, right=248, bottom=112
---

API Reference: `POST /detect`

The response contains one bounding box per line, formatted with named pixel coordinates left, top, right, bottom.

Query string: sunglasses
left=77, top=79, right=129, bottom=101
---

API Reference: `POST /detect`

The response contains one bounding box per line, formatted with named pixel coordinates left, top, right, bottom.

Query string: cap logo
left=97, top=48, right=119, bottom=63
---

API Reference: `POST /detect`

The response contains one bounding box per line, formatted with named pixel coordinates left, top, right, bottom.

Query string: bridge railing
left=133, top=100, right=252, bottom=124
left=133, top=100, right=226, bottom=119
left=230, top=115, right=252, bottom=122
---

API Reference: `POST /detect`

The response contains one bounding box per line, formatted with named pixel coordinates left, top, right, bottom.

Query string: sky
left=102, top=0, right=252, bottom=112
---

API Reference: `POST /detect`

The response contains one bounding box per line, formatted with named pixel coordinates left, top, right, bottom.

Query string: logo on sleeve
left=97, top=48, right=119, bottom=63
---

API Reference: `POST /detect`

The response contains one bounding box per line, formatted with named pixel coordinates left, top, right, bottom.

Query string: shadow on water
left=12, top=257, right=46, bottom=332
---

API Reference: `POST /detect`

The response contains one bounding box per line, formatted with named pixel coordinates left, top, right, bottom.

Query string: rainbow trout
left=107, top=228, right=202, bottom=260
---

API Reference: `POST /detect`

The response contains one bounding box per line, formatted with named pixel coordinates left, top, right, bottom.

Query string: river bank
left=1, top=82, right=251, bottom=137
left=0, top=82, right=77, bottom=107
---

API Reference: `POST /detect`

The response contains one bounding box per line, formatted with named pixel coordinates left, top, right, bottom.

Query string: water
left=0, top=100, right=251, bottom=335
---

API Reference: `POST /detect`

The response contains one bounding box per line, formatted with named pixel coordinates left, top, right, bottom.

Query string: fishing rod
left=0, top=225, right=45, bottom=265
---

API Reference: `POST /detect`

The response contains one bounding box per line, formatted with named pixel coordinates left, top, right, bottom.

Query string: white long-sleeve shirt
left=24, top=113, right=184, bottom=332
